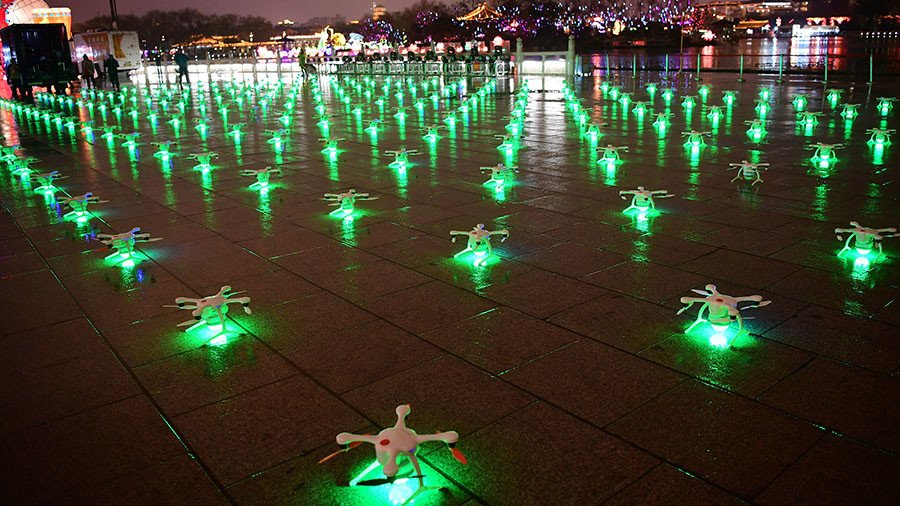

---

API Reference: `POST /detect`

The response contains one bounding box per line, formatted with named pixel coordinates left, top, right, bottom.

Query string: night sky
left=46, top=0, right=430, bottom=23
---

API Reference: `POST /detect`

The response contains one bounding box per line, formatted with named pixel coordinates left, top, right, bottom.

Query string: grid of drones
left=0, top=67, right=896, bottom=503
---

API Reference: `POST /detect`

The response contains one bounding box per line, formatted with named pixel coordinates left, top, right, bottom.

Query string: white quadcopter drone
left=10, top=156, right=40, bottom=177
left=598, top=144, right=628, bottom=164
left=835, top=221, right=896, bottom=260
left=96, top=227, right=161, bottom=263
left=320, top=404, right=466, bottom=503
left=681, top=130, right=711, bottom=148
left=619, top=186, right=674, bottom=213
left=797, top=111, right=823, bottom=127
left=808, top=143, right=843, bottom=164
left=240, top=166, right=282, bottom=191
left=450, top=223, right=509, bottom=266
left=422, top=125, right=445, bottom=142
left=151, top=141, right=177, bottom=159
left=187, top=151, right=219, bottom=172
left=165, top=286, right=251, bottom=345
left=481, top=163, right=518, bottom=190
left=60, top=192, right=107, bottom=222
left=582, top=122, right=608, bottom=140
left=678, top=284, right=771, bottom=347
left=744, top=119, right=769, bottom=139
left=31, top=170, right=67, bottom=194
left=385, top=148, right=420, bottom=169
left=653, top=112, right=673, bottom=126
left=866, top=128, right=895, bottom=146
left=266, top=129, right=288, bottom=146
left=494, top=134, right=518, bottom=152
left=728, top=160, right=769, bottom=185
left=365, top=120, right=383, bottom=135
left=119, top=132, right=142, bottom=149
left=840, top=103, right=861, bottom=119
left=322, top=189, right=378, bottom=217
left=319, top=137, right=346, bottom=153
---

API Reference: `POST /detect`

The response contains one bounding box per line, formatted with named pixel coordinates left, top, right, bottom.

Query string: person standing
left=80, top=55, right=94, bottom=90
left=105, top=54, right=120, bottom=91
left=173, top=50, right=189, bottom=88
left=154, top=52, right=163, bottom=81
left=5, top=58, right=23, bottom=100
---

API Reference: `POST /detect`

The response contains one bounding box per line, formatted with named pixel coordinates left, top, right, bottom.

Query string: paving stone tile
left=504, top=340, right=685, bottom=426
left=606, top=464, right=744, bottom=506
left=549, top=290, right=683, bottom=352
left=679, top=249, right=802, bottom=289
left=608, top=381, right=823, bottom=498
left=0, top=396, right=185, bottom=505
left=362, top=281, right=498, bottom=334
left=759, top=358, right=900, bottom=454
left=281, top=319, right=443, bottom=394
left=426, top=402, right=659, bottom=504
left=585, top=261, right=709, bottom=303
left=134, top=337, right=297, bottom=416
left=639, top=332, right=813, bottom=397
left=55, top=454, right=228, bottom=505
left=756, top=434, right=900, bottom=506
left=342, top=355, right=534, bottom=436
left=172, top=375, right=366, bottom=485
left=421, top=306, right=580, bottom=374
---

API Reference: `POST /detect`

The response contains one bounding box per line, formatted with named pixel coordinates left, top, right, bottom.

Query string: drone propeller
left=691, top=289, right=713, bottom=296
left=317, top=439, right=366, bottom=465
left=449, top=446, right=468, bottom=465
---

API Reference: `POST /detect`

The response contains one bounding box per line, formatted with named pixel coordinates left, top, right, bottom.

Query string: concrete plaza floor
left=0, top=70, right=898, bottom=505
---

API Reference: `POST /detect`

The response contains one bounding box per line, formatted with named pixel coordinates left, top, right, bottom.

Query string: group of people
left=79, top=53, right=121, bottom=91
left=5, top=48, right=192, bottom=101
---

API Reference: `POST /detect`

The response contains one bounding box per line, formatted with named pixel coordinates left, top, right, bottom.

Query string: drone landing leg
left=453, top=247, right=472, bottom=259
left=837, top=235, right=854, bottom=257
left=185, top=320, right=206, bottom=333
left=728, top=317, right=745, bottom=348
left=685, top=306, right=707, bottom=333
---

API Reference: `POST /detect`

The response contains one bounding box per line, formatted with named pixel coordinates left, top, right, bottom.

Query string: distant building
left=456, top=3, right=502, bottom=22
left=697, top=1, right=808, bottom=21
left=372, top=3, right=386, bottom=21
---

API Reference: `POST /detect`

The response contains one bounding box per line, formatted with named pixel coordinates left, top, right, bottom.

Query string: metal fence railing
left=580, top=51, right=895, bottom=78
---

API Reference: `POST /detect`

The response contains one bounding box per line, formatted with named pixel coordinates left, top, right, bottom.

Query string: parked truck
left=0, top=23, right=76, bottom=93
left=73, top=31, right=141, bottom=71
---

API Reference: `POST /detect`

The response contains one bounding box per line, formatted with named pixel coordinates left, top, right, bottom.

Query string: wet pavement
left=1, top=71, right=898, bottom=505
